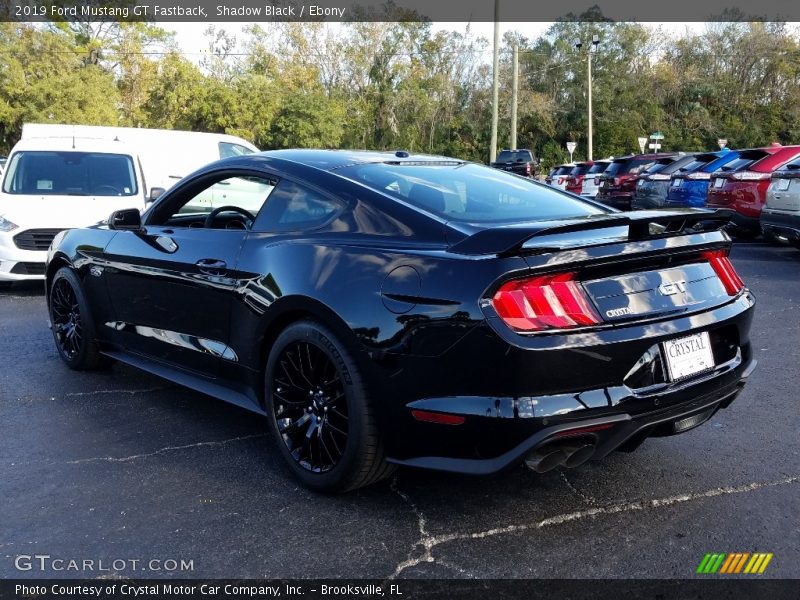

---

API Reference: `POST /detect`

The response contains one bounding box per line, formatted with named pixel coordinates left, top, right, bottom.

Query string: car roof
left=10, top=137, right=137, bottom=155
left=255, top=149, right=462, bottom=171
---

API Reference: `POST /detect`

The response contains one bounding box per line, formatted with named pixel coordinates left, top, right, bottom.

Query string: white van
left=20, top=124, right=259, bottom=193
left=0, top=125, right=259, bottom=282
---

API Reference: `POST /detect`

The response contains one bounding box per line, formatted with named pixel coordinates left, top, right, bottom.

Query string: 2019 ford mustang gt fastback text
left=45, top=150, right=756, bottom=492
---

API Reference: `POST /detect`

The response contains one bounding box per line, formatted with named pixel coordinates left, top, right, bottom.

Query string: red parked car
left=706, top=144, right=800, bottom=237
left=596, top=153, right=678, bottom=210
left=566, top=161, right=593, bottom=194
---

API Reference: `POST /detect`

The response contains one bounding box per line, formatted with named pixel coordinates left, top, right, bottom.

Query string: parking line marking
left=388, top=474, right=800, bottom=579
left=65, top=387, right=167, bottom=397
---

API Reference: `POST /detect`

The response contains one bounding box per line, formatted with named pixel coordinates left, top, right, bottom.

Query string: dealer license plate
left=713, top=177, right=725, bottom=188
left=662, top=332, right=715, bottom=381
left=671, top=178, right=683, bottom=188
left=775, top=178, right=790, bottom=191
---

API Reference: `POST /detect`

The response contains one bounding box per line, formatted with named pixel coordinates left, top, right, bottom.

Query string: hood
left=0, top=194, right=143, bottom=230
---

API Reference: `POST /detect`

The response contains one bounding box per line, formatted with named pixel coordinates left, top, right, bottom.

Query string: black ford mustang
left=45, top=150, right=756, bottom=492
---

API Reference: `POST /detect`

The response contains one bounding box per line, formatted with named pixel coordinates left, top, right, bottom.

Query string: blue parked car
left=666, top=149, right=737, bottom=208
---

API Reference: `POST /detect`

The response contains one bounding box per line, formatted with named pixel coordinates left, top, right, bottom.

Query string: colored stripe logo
left=696, top=552, right=773, bottom=574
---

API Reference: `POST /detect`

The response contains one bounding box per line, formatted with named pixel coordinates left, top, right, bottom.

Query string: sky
left=167, top=21, right=708, bottom=59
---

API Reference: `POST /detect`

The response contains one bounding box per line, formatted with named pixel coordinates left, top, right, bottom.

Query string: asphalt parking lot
left=1, top=241, right=798, bottom=580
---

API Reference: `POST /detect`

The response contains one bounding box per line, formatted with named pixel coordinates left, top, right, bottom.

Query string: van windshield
left=2, top=151, right=138, bottom=196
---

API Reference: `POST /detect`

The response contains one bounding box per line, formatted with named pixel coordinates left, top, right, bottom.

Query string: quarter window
left=256, top=180, right=342, bottom=232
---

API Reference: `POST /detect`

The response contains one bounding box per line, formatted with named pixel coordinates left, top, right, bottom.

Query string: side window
left=219, top=142, right=255, bottom=159
left=255, top=180, right=342, bottom=232
left=153, top=173, right=276, bottom=228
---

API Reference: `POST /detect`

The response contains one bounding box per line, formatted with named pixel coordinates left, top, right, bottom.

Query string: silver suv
left=762, top=157, right=800, bottom=247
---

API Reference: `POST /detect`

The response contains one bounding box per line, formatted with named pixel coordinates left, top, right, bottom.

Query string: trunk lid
left=458, top=209, right=740, bottom=328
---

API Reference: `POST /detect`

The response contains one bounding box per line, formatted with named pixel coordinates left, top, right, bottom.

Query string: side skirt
left=102, top=349, right=267, bottom=416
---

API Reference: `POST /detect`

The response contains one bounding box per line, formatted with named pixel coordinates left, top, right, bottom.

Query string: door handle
left=196, top=258, right=227, bottom=275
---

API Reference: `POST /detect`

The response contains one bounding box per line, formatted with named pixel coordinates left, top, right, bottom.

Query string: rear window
left=496, top=150, right=533, bottom=163
left=2, top=151, right=138, bottom=196
left=640, top=159, right=676, bottom=176
left=586, top=162, right=610, bottom=174
left=778, top=159, right=800, bottom=171
left=674, top=156, right=715, bottom=174
left=554, top=166, right=573, bottom=175
left=656, top=155, right=700, bottom=175
left=718, top=155, right=765, bottom=172
left=570, top=164, right=592, bottom=177
left=336, top=162, right=607, bottom=224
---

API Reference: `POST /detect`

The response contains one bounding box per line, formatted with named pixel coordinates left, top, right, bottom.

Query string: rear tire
left=49, top=267, right=110, bottom=370
left=265, top=320, right=395, bottom=493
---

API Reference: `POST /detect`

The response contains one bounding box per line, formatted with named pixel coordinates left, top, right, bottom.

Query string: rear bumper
left=666, top=182, right=709, bottom=208
left=632, top=184, right=669, bottom=209
left=761, top=209, right=800, bottom=243
left=384, top=291, right=756, bottom=473
left=596, top=191, right=633, bottom=210
left=389, top=356, right=755, bottom=474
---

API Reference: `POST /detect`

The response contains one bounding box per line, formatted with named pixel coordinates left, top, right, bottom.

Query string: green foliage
left=0, top=21, right=799, bottom=161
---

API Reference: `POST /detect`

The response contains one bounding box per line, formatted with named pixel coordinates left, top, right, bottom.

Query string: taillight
left=686, top=172, right=711, bottom=180
left=594, top=176, right=600, bottom=184
left=729, top=171, right=771, bottom=181
left=526, top=164, right=531, bottom=175
left=703, top=249, right=745, bottom=295
left=491, top=272, right=601, bottom=332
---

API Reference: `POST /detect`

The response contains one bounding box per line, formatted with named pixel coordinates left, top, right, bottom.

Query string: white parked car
left=581, top=159, right=612, bottom=198
left=549, top=164, right=575, bottom=191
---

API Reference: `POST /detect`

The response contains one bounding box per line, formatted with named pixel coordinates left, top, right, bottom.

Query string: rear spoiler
left=449, top=209, right=734, bottom=256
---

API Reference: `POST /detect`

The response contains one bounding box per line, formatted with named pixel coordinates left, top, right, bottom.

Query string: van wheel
left=49, top=267, right=110, bottom=370
left=265, top=320, right=395, bottom=493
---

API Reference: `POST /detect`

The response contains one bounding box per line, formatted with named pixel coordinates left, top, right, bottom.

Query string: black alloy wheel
left=265, top=321, right=395, bottom=493
left=51, top=277, right=83, bottom=360
left=272, top=340, right=349, bottom=473
left=49, top=267, right=109, bottom=370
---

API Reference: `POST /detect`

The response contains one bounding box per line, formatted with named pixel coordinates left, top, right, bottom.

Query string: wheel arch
left=255, top=295, right=369, bottom=408
left=45, top=253, right=73, bottom=306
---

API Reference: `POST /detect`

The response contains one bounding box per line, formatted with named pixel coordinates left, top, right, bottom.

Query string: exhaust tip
left=524, top=445, right=567, bottom=474
left=525, top=441, right=597, bottom=473
left=562, top=444, right=595, bottom=468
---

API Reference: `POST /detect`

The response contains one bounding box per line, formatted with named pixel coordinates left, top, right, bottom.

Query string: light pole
left=489, top=0, right=500, bottom=163
left=574, top=35, right=600, bottom=160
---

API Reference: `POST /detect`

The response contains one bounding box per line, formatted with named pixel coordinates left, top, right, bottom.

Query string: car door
left=101, top=169, right=276, bottom=375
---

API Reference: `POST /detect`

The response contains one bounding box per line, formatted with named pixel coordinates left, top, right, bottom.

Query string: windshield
left=336, top=162, right=607, bottom=224
left=2, top=151, right=138, bottom=196
left=496, top=150, right=532, bottom=163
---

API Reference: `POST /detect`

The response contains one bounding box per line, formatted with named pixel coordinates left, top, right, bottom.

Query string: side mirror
left=109, top=209, right=142, bottom=231
left=148, top=187, right=166, bottom=204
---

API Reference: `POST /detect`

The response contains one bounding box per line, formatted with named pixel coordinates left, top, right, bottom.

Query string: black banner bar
left=2, top=0, right=800, bottom=23
left=3, top=580, right=800, bottom=600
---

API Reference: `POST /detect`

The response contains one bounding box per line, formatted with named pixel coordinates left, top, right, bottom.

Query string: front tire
left=49, top=267, right=109, bottom=370
left=265, top=320, right=394, bottom=493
